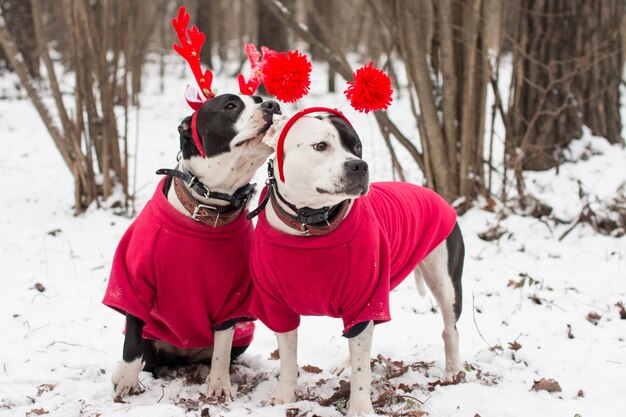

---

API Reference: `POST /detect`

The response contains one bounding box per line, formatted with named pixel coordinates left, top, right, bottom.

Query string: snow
left=1, top=56, right=625, bottom=417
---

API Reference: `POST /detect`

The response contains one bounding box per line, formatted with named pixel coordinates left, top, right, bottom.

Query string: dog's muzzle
left=343, top=160, right=369, bottom=196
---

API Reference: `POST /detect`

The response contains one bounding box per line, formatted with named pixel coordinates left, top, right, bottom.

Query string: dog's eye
left=313, top=142, right=328, bottom=152
left=224, top=103, right=237, bottom=111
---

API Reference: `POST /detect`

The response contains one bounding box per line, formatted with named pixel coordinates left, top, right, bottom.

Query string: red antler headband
left=276, top=107, right=352, bottom=183
left=172, top=6, right=313, bottom=158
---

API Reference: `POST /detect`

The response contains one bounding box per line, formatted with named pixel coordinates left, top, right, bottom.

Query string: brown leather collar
left=268, top=188, right=350, bottom=236
left=174, top=177, right=244, bottom=227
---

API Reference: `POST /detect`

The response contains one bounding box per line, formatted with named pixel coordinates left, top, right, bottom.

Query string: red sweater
left=250, top=182, right=457, bottom=335
left=103, top=179, right=255, bottom=349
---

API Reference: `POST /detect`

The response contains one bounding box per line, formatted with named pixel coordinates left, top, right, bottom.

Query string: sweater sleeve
left=250, top=272, right=300, bottom=333
left=102, top=213, right=157, bottom=324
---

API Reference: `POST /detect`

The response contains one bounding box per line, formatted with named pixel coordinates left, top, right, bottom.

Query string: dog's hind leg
left=417, top=222, right=464, bottom=381
left=112, top=314, right=145, bottom=396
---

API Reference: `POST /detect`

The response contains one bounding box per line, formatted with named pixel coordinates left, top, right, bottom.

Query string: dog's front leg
left=208, top=324, right=235, bottom=400
left=268, top=329, right=298, bottom=404
left=347, top=321, right=374, bottom=416
left=112, top=314, right=144, bottom=396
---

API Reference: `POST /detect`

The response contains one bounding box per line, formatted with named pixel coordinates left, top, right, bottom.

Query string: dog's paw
left=347, top=400, right=375, bottom=416
left=443, top=369, right=466, bottom=384
left=207, top=375, right=233, bottom=401
left=264, top=385, right=296, bottom=405
left=111, top=358, right=143, bottom=396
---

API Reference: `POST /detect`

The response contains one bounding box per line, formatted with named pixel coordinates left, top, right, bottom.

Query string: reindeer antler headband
left=172, top=6, right=312, bottom=157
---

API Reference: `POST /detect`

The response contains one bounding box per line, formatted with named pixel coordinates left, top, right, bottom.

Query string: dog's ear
left=178, top=116, right=193, bottom=145
left=262, top=116, right=289, bottom=150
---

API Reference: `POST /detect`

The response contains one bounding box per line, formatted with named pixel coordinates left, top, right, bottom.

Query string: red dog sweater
left=250, top=182, right=457, bottom=335
left=103, top=178, right=255, bottom=348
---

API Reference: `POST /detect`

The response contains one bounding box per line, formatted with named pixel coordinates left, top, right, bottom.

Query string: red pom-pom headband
left=276, top=107, right=352, bottom=183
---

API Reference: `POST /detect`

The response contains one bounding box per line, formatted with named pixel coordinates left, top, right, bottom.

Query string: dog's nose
left=261, top=100, right=281, bottom=115
left=345, top=160, right=368, bottom=173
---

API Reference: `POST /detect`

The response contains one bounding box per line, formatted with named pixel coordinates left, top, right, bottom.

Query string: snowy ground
left=1, top=56, right=625, bottom=417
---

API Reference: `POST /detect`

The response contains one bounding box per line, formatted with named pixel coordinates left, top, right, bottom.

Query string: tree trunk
left=1, top=0, right=39, bottom=77
left=506, top=0, right=624, bottom=172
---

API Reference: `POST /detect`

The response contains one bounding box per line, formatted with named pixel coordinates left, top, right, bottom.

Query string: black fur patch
left=122, top=314, right=144, bottom=362
left=326, top=115, right=363, bottom=158
left=178, top=94, right=247, bottom=159
left=445, top=222, right=464, bottom=321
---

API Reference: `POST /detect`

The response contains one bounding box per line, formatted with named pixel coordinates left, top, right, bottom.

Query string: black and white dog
left=106, top=94, right=281, bottom=399
left=249, top=113, right=464, bottom=416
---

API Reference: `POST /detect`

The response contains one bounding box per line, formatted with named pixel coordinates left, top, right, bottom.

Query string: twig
left=398, top=393, right=431, bottom=405
left=472, top=293, right=501, bottom=355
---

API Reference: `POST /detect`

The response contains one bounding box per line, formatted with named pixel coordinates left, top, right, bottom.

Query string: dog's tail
left=414, top=269, right=427, bottom=297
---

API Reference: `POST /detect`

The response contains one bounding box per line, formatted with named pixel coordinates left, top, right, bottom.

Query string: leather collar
left=173, top=177, right=244, bottom=227
left=156, top=166, right=256, bottom=209
left=247, top=160, right=351, bottom=236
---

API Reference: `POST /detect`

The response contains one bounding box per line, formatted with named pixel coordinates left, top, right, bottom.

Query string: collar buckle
left=191, top=203, right=217, bottom=221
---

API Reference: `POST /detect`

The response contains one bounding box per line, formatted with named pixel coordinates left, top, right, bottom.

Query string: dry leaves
left=302, top=365, right=323, bottom=374
left=615, top=302, right=626, bottom=319
left=269, top=349, right=280, bottom=360
left=508, top=341, right=522, bottom=351
left=586, top=311, right=602, bottom=325
left=34, top=283, right=46, bottom=292
left=532, top=378, right=562, bottom=393
left=27, top=409, right=49, bottom=416
left=36, top=384, right=56, bottom=396
left=427, top=371, right=466, bottom=392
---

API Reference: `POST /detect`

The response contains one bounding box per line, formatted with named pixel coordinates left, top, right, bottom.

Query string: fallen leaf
left=201, top=408, right=210, bottom=417
left=269, top=349, right=279, bottom=360
left=113, top=395, right=127, bottom=403
left=427, top=371, right=466, bottom=391
left=508, top=341, right=522, bottom=351
left=577, top=389, right=584, bottom=397
left=47, top=228, right=62, bottom=237
left=302, top=364, right=323, bottom=374
left=36, top=384, right=56, bottom=396
left=34, top=283, right=46, bottom=292
left=567, top=324, right=575, bottom=339
left=478, top=225, right=506, bottom=242
left=319, top=380, right=350, bottom=406
left=286, top=408, right=300, bottom=417
left=615, top=301, right=626, bottom=320
left=531, top=378, right=562, bottom=393
left=528, top=294, right=542, bottom=305
left=586, top=311, right=602, bottom=325
left=26, top=409, right=48, bottom=416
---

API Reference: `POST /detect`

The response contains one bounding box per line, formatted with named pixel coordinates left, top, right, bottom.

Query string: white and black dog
left=103, top=94, right=281, bottom=399
left=248, top=111, right=464, bottom=416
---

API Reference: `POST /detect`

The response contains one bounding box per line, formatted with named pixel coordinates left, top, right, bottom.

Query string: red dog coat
left=103, top=179, right=255, bottom=348
left=250, top=182, right=457, bottom=335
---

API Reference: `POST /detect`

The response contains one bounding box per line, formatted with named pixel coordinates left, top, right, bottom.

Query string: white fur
left=112, top=357, right=143, bottom=396
left=416, top=242, right=462, bottom=380
left=268, top=329, right=299, bottom=404
left=168, top=95, right=275, bottom=216
left=347, top=321, right=375, bottom=416
left=260, top=116, right=462, bottom=411
left=207, top=327, right=235, bottom=399
left=265, top=116, right=365, bottom=209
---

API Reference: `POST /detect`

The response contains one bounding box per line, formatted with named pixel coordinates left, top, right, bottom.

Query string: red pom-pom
left=263, top=51, right=312, bottom=103
left=344, top=62, right=393, bottom=113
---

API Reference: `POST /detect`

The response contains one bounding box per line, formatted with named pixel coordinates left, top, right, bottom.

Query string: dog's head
left=265, top=114, right=369, bottom=209
left=178, top=94, right=282, bottom=192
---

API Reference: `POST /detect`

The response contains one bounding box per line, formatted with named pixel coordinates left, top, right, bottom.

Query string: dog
left=248, top=110, right=464, bottom=416
left=103, top=94, right=281, bottom=400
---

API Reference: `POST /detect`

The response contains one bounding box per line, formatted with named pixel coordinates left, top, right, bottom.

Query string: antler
left=172, top=6, right=214, bottom=99
left=238, top=44, right=277, bottom=96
